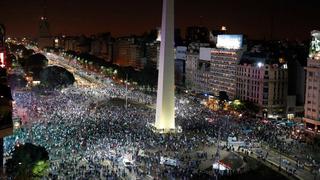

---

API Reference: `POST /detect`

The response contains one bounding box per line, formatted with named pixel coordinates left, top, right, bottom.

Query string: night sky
left=0, top=0, right=319, bottom=40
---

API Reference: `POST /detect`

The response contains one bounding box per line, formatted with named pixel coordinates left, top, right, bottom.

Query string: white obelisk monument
left=155, top=0, right=175, bottom=132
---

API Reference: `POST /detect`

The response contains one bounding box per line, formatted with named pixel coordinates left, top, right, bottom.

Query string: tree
left=6, top=143, right=49, bottom=179
left=39, top=66, right=75, bottom=89
left=23, top=53, right=48, bottom=80
left=230, top=99, right=245, bottom=111
left=218, top=91, right=229, bottom=108
left=7, top=74, right=28, bottom=89
left=22, top=49, right=35, bottom=59
left=243, top=100, right=261, bottom=115
left=218, top=91, right=229, bottom=102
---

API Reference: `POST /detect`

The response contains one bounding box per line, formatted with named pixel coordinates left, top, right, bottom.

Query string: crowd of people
left=3, top=52, right=319, bottom=179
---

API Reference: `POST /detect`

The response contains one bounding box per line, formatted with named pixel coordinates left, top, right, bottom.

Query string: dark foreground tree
left=6, top=143, right=49, bottom=179
left=7, top=74, right=28, bottom=89
left=23, top=53, right=48, bottom=80
left=39, top=65, right=75, bottom=89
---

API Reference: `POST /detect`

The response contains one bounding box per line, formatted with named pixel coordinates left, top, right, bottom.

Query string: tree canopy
left=7, top=74, right=28, bottom=89
left=22, top=53, right=48, bottom=80
left=6, top=143, right=49, bottom=179
left=39, top=65, right=75, bottom=89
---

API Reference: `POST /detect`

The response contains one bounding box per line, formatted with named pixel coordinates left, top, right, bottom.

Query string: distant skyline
left=0, top=0, right=319, bottom=40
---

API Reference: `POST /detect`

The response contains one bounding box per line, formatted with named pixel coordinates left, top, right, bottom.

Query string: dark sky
left=0, top=0, right=319, bottom=40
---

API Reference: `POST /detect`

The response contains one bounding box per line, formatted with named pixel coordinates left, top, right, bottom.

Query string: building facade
left=185, top=35, right=244, bottom=99
left=304, top=30, right=320, bottom=133
left=38, top=16, right=53, bottom=49
left=236, top=62, right=288, bottom=118
left=145, top=41, right=160, bottom=68
left=0, top=24, right=5, bottom=68
left=90, top=33, right=113, bottom=62
left=186, top=47, right=244, bottom=98
left=113, top=37, right=144, bottom=70
left=175, top=46, right=187, bottom=86
left=185, top=43, right=210, bottom=91
left=207, top=48, right=244, bottom=99
left=0, top=24, right=13, bottom=166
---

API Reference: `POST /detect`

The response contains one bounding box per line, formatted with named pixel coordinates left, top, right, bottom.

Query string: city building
left=113, top=36, right=144, bottom=70
left=236, top=49, right=288, bottom=118
left=62, top=36, right=91, bottom=54
left=145, top=41, right=160, bottom=68
left=90, top=33, right=113, bottom=62
left=175, top=46, right=187, bottom=86
left=0, top=24, right=6, bottom=68
left=304, top=30, right=320, bottom=133
left=186, top=35, right=245, bottom=99
left=185, top=42, right=210, bottom=90
left=287, top=57, right=306, bottom=120
left=63, top=36, right=79, bottom=52
left=38, top=16, right=53, bottom=49
left=0, top=25, right=13, bottom=168
left=186, top=26, right=210, bottom=43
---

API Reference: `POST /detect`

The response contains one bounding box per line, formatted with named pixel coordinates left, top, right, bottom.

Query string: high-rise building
left=175, top=46, right=187, bottom=86
left=0, top=24, right=6, bottom=68
left=0, top=68, right=13, bottom=169
left=287, top=57, right=306, bottom=119
left=236, top=52, right=288, bottom=118
left=38, top=16, right=53, bottom=49
left=90, top=33, right=113, bottom=62
left=186, top=26, right=210, bottom=43
left=145, top=41, right=160, bottom=67
left=187, top=35, right=245, bottom=99
left=113, top=36, right=144, bottom=70
left=0, top=25, right=13, bottom=168
left=63, top=36, right=79, bottom=52
left=208, top=48, right=244, bottom=99
left=304, top=30, right=320, bottom=133
left=185, top=42, right=210, bottom=90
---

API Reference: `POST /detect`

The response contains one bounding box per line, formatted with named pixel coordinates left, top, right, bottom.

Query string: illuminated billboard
left=310, top=30, right=320, bottom=60
left=0, top=52, right=4, bottom=67
left=216, top=35, right=243, bottom=50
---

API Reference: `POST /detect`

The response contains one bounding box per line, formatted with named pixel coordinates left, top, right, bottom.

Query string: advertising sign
left=0, top=52, right=4, bottom=67
left=216, top=35, right=243, bottom=50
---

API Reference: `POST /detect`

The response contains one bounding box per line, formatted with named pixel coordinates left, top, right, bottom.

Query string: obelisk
left=155, top=0, right=175, bottom=132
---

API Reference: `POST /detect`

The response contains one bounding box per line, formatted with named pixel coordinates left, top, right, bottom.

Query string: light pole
left=125, top=73, right=128, bottom=109
left=213, top=127, right=221, bottom=180
left=278, top=142, right=284, bottom=171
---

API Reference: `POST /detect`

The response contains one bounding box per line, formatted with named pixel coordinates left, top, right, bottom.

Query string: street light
left=125, top=73, right=128, bottom=109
